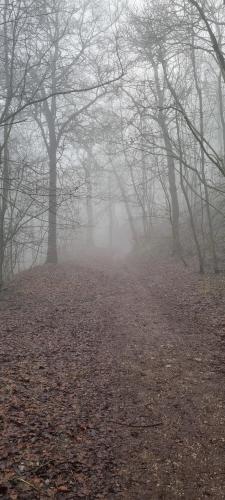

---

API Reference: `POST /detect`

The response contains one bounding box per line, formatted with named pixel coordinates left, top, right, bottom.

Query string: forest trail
left=0, top=258, right=225, bottom=499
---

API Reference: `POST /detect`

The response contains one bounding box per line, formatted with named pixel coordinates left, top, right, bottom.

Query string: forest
left=1, top=1, right=225, bottom=499
left=1, top=0, right=225, bottom=280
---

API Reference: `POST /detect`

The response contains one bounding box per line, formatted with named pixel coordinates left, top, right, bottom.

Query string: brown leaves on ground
left=0, top=257, right=225, bottom=499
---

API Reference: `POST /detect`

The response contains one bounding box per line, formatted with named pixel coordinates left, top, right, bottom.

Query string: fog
left=1, top=0, right=225, bottom=279
left=2, top=2, right=225, bottom=497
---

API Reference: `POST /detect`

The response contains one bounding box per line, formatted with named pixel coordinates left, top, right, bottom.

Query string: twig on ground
left=13, top=477, right=40, bottom=492
left=108, top=419, right=162, bottom=428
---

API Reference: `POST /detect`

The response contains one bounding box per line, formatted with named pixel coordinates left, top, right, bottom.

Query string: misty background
left=1, top=0, right=225, bottom=283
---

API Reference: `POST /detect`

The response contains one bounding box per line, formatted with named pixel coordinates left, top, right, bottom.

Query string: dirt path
left=0, top=259, right=225, bottom=499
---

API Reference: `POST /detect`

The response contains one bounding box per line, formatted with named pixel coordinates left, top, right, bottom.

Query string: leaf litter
left=0, top=257, right=225, bottom=498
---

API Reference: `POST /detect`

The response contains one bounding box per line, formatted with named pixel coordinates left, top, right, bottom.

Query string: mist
left=1, top=1, right=225, bottom=498
left=1, top=0, right=225, bottom=275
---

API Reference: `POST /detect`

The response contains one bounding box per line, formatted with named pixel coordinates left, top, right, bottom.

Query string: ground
left=0, top=257, right=225, bottom=499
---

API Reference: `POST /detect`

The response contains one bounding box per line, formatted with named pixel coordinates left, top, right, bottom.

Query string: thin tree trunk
left=176, top=115, right=204, bottom=273
left=151, top=58, right=183, bottom=259
left=108, top=173, right=114, bottom=249
left=0, top=138, right=8, bottom=286
left=191, top=42, right=218, bottom=272
left=46, top=8, right=59, bottom=264
left=46, top=124, right=58, bottom=264
left=0, top=0, right=10, bottom=285
left=218, top=72, right=225, bottom=164
left=86, top=163, right=94, bottom=247
left=160, top=118, right=183, bottom=258
left=113, top=168, right=138, bottom=244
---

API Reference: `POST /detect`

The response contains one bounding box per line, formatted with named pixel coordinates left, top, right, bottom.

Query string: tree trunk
left=160, top=118, right=183, bottom=258
left=176, top=115, right=204, bottom=273
left=0, top=0, right=10, bottom=285
left=108, top=173, right=114, bottom=249
left=151, top=57, right=183, bottom=259
left=86, top=164, right=94, bottom=247
left=113, top=168, right=138, bottom=245
left=0, top=148, right=6, bottom=287
left=46, top=127, right=58, bottom=264
left=191, top=43, right=218, bottom=273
